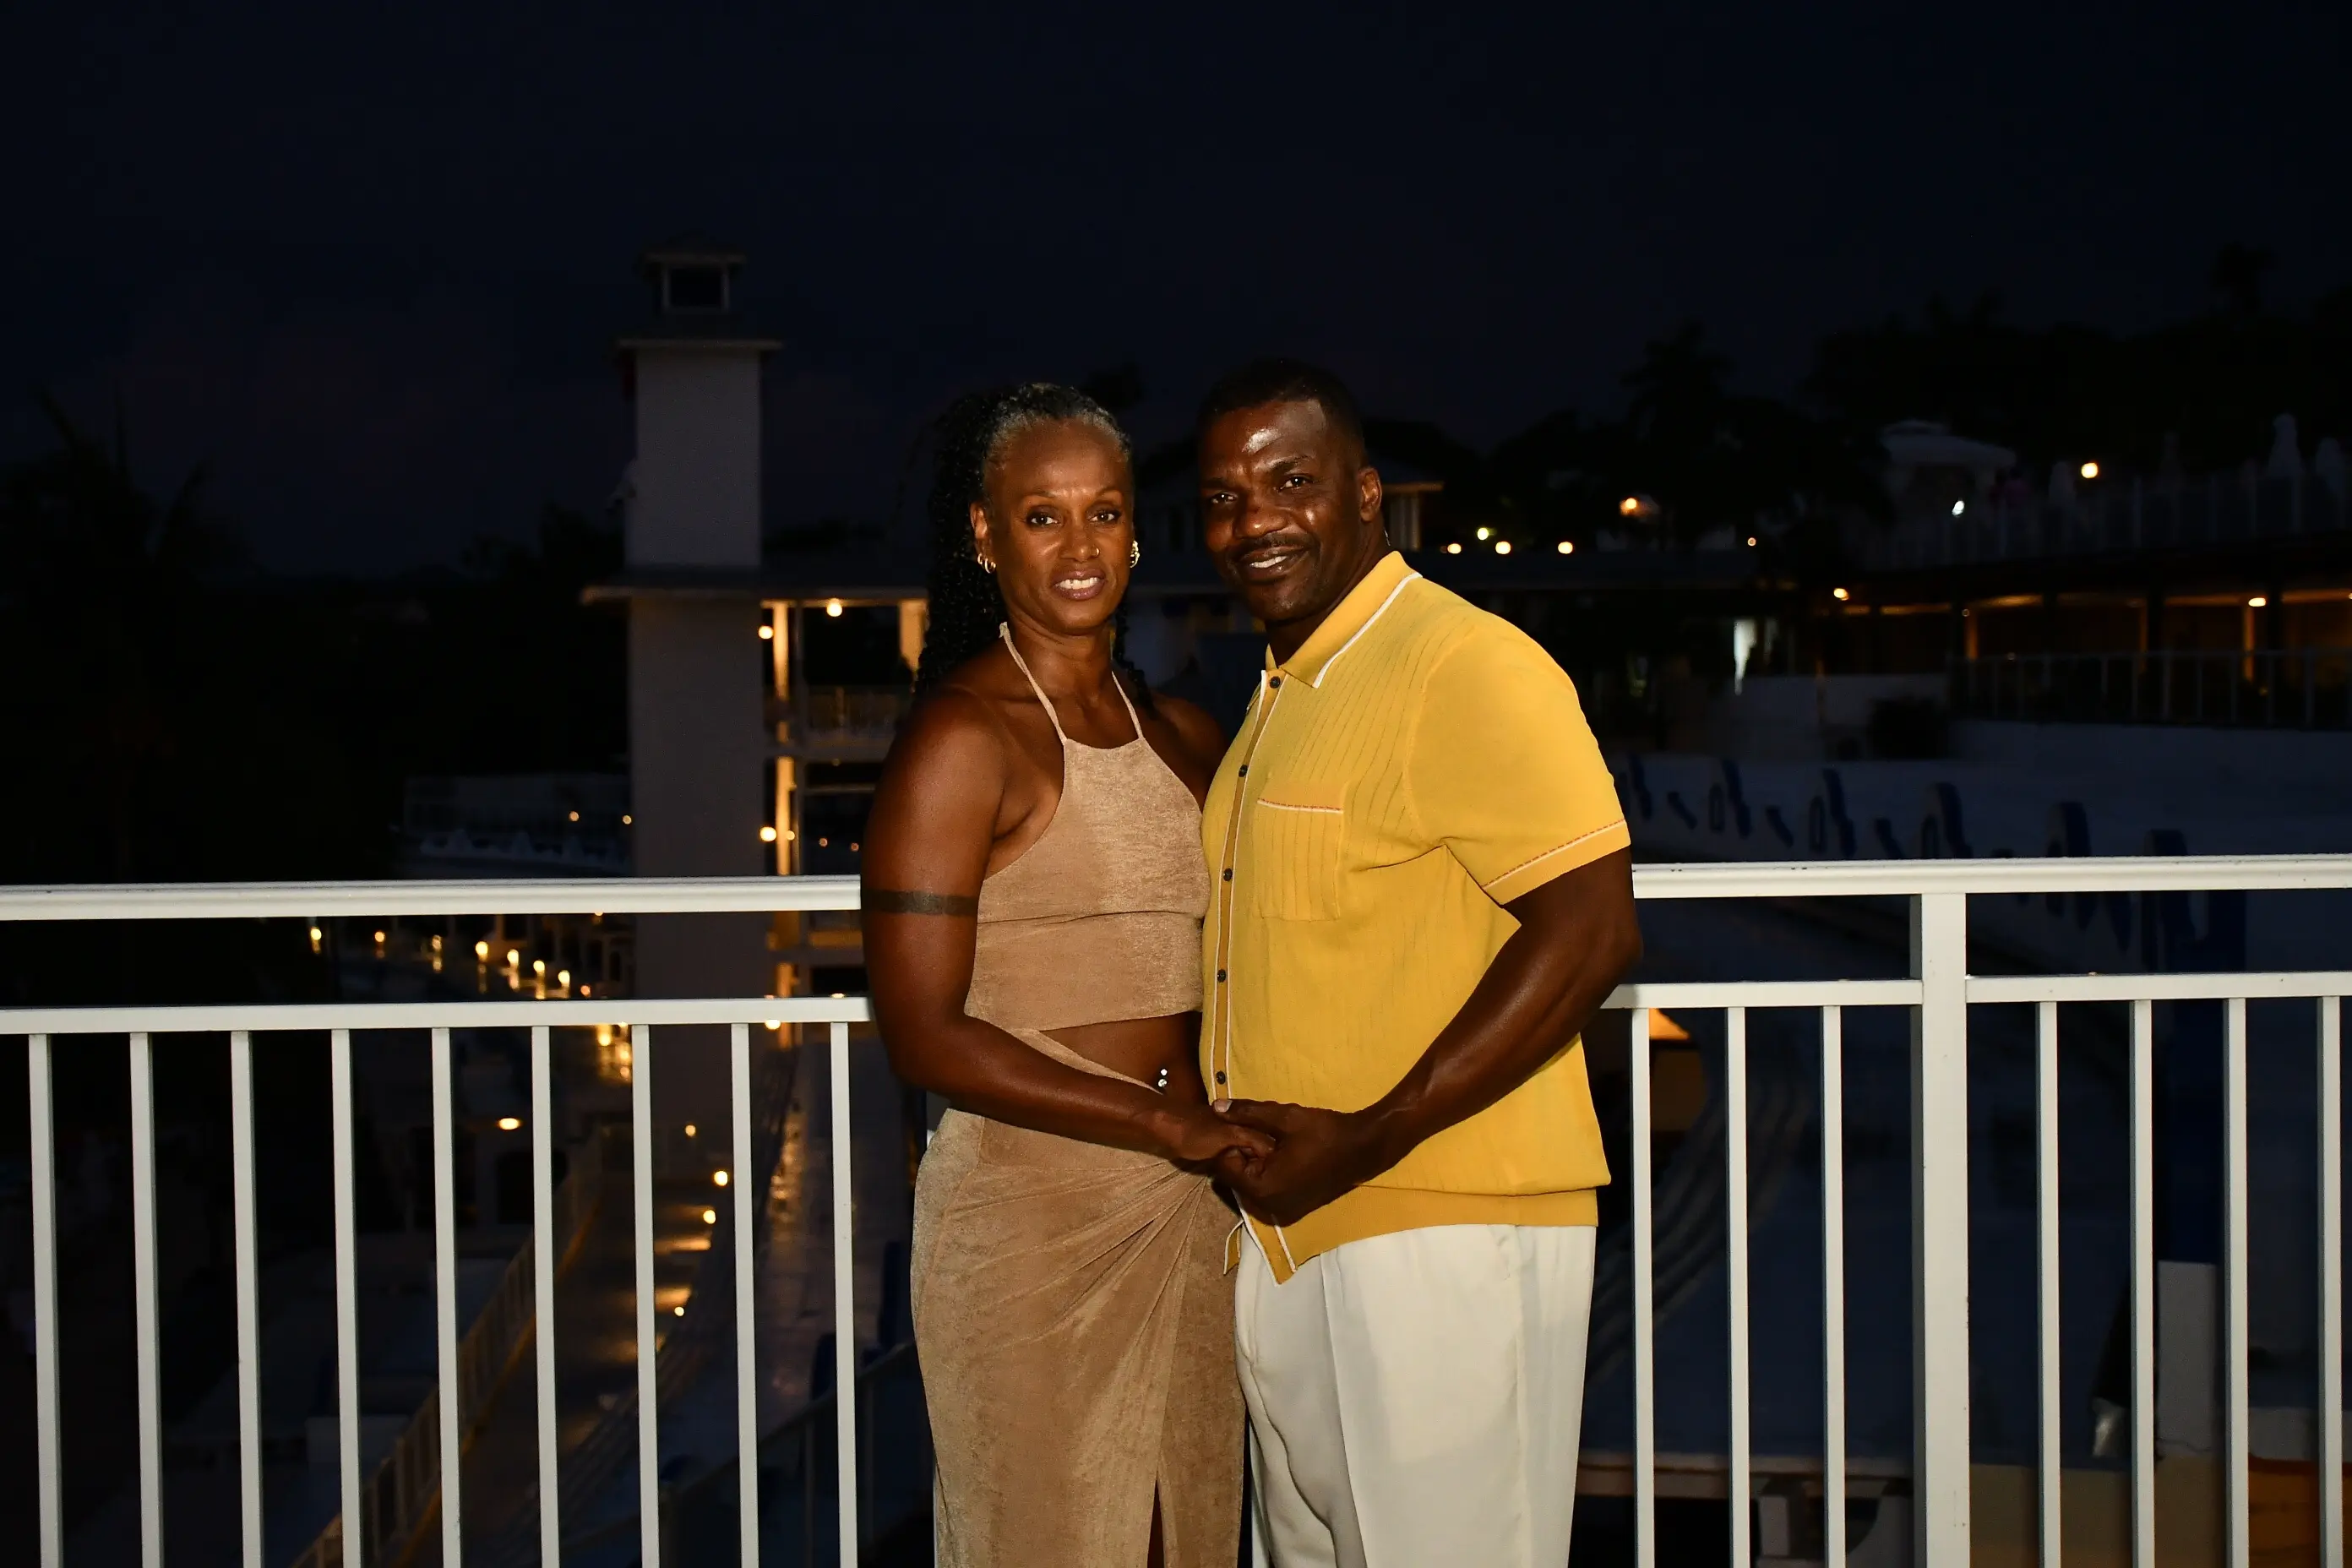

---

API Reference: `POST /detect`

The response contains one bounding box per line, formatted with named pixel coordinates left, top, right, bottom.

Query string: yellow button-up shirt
left=1201, top=552, right=1631, bottom=1280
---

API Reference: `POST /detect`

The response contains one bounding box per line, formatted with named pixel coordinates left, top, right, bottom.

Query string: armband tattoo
left=864, top=888, right=980, bottom=917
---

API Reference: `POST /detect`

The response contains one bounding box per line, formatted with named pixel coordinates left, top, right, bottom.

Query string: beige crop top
left=963, top=628, right=1211, bottom=1033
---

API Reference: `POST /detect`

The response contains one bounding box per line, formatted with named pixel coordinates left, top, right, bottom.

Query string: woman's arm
left=863, top=689, right=1271, bottom=1167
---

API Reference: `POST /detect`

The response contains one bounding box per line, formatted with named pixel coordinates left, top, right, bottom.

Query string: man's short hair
left=1195, top=357, right=1364, bottom=453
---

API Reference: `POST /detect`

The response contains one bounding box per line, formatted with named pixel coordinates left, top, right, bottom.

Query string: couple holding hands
left=865, top=360, right=1641, bottom=1568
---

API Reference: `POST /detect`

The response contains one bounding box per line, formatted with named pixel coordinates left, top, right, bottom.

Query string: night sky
left=7, top=0, right=2347, bottom=574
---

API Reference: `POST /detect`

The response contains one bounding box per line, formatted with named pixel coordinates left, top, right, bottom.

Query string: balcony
left=7, top=858, right=2351, bottom=1566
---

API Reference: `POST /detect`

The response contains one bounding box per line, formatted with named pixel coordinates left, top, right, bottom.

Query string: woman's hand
left=1152, top=1102, right=1277, bottom=1173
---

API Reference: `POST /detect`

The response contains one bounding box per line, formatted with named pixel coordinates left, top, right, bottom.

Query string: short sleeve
left=1405, top=623, right=1631, bottom=905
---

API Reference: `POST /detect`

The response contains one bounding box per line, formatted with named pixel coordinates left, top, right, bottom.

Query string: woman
left=863, top=384, right=1264, bottom=1568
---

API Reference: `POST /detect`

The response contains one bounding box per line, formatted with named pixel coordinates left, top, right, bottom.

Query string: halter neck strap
left=998, top=624, right=1141, bottom=743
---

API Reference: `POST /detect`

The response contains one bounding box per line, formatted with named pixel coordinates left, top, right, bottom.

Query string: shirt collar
left=1266, top=551, right=1420, bottom=689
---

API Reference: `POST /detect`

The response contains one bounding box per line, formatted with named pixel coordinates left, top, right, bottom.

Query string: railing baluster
left=231, top=1030, right=264, bottom=1568
left=131, top=1031, right=164, bottom=1568
left=432, top=1026, right=463, bottom=1565
left=732, top=1022, right=760, bottom=1568
left=635, top=1025, right=662, bottom=1568
left=2035, top=1002, right=2061, bottom=1566
left=2224, top=998, right=2250, bottom=1568
left=1913, top=893, right=1972, bottom=1564
left=30, top=1036, right=63, bottom=1568
left=330, top=1029, right=362, bottom=1565
left=2131, top=999, right=2156, bottom=1568
left=1631, top=1006, right=1656, bottom=1568
left=830, top=1020, right=859, bottom=1565
left=1728, top=1006, right=1750, bottom=1567
left=2322, top=995, right=2344, bottom=1567
left=531, top=1024, right=559, bottom=1565
left=1821, top=1006, right=1847, bottom=1568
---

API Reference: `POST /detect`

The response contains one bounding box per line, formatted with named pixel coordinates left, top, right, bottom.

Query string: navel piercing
left=1154, top=1064, right=1170, bottom=1092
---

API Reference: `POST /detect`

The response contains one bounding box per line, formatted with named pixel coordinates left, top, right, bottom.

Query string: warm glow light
left=2248, top=595, right=2268, bottom=608
left=2079, top=461, right=2100, bottom=480
left=1494, top=540, right=1511, bottom=555
left=1619, top=496, right=1641, bottom=516
left=568, top=809, right=580, bottom=822
left=429, top=935, right=442, bottom=950
left=684, top=1124, right=697, bottom=1138
left=309, top=925, right=324, bottom=942
left=579, top=984, right=591, bottom=996
left=783, top=829, right=796, bottom=841
left=1832, top=587, right=1851, bottom=602
left=713, top=1170, right=730, bottom=1187
left=819, top=836, right=830, bottom=847
left=621, top=814, right=633, bottom=825
left=1745, top=536, right=1758, bottom=547
left=758, top=624, right=775, bottom=640
left=506, top=949, right=520, bottom=966
left=475, top=940, right=490, bottom=961
left=497, top=1116, right=521, bottom=1131
left=1951, top=499, right=1967, bottom=516
left=1556, top=541, right=1574, bottom=555
left=373, top=930, right=386, bottom=944
left=673, top=1304, right=685, bottom=1316
left=1475, top=526, right=1492, bottom=541
left=532, top=959, right=547, bottom=976
left=765, top=1019, right=781, bottom=1030
left=825, top=599, right=844, bottom=618
left=701, top=1208, right=716, bottom=1224
left=1444, top=542, right=1462, bottom=555
left=557, top=969, right=570, bottom=987
left=760, top=825, right=778, bottom=842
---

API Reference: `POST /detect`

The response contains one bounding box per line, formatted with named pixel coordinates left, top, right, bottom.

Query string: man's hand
left=1211, top=1099, right=1402, bottom=1227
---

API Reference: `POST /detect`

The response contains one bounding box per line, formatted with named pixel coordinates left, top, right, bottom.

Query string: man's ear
left=1358, top=465, right=1386, bottom=528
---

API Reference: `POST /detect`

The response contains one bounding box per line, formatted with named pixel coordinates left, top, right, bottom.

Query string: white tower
left=615, top=243, right=779, bottom=1143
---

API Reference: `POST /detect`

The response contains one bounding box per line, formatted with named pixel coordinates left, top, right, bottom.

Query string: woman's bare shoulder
left=1148, top=691, right=1232, bottom=771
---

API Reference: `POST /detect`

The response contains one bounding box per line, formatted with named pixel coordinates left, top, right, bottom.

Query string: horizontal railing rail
left=10, top=857, right=2352, bottom=1568
left=1954, top=647, right=2352, bottom=730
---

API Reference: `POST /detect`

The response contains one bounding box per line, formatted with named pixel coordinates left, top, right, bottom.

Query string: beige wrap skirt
left=911, top=1034, right=1244, bottom=1567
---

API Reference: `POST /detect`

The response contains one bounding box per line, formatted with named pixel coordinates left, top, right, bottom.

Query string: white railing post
left=1821, top=1006, right=1847, bottom=1568
left=29, top=1036, right=63, bottom=1568
left=431, top=1026, right=463, bottom=1566
left=830, top=1021, right=860, bottom=1565
left=1728, top=1007, right=1751, bottom=1567
left=2035, top=1003, right=2061, bottom=1567
left=2322, top=995, right=2344, bottom=1567
left=329, top=1029, right=364, bottom=1566
left=732, top=1022, right=760, bottom=1568
left=1912, top=893, right=1971, bottom=1565
left=635, top=1026, right=662, bottom=1568
left=1631, top=1006, right=1656, bottom=1568
left=231, top=1030, right=264, bottom=1568
left=2131, top=1000, right=2157, bottom=1568
left=2224, top=999, right=2251, bottom=1568
left=131, top=1031, right=165, bottom=1568
left=531, top=1024, right=560, bottom=1565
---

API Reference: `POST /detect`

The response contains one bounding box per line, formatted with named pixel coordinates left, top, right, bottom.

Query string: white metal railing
left=7, top=858, right=2352, bottom=1567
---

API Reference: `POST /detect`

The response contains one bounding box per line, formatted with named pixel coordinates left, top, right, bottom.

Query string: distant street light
left=1832, top=587, right=1852, bottom=602
left=1494, top=541, right=1511, bottom=555
left=1556, top=541, right=1574, bottom=555
left=2079, top=461, right=2100, bottom=480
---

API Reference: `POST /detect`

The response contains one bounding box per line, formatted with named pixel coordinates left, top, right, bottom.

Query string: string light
left=497, top=1117, right=521, bottom=1131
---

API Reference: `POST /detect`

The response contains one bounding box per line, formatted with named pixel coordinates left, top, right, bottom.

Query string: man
left=1195, top=359, right=1642, bottom=1567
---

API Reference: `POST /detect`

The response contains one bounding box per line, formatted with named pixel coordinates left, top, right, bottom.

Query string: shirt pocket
left=1248, top=782, right=1347, bottom=920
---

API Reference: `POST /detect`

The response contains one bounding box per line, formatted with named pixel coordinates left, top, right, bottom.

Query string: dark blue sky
left=6, top=0, right=2347, bottom=572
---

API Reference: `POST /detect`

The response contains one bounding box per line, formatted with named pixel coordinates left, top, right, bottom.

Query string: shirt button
left=1269, top=677, right=1282, bottom=689
left=1222, top=868, right=1233, bottom=881
left=1215, top=1072, right=1228, bottom=1085
left=1216, top=969, right=1228, bottom=983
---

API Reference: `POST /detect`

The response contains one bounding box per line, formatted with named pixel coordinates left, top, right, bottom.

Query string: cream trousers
left=1235, top=1222, right=1597, bottom=1568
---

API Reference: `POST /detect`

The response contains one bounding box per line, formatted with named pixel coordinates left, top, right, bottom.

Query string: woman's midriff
left=1043, top=1012, right=1206, bottom=1101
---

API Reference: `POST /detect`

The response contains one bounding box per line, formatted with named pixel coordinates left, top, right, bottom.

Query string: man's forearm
left=1358, top=852, right=1640, bottom=1168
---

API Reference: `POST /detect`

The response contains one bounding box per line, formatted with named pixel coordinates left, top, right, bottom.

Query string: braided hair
left=914, top=383, right=1156, bottom=714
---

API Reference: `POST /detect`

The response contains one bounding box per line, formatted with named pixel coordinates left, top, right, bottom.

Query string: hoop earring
left=979, top=554, right=995, bottom=574
left=1129, top=541, right=1142, bottom=568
